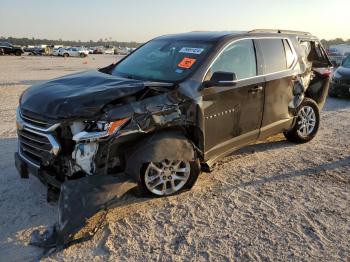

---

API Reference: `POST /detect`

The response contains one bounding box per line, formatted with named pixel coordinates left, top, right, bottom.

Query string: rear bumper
left=14, top=152, right=62, bottom=188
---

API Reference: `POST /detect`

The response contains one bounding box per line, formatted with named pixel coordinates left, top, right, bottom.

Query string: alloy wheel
left=144, top=159, right=191, bottom=196
left=297, top=106, right=316, bottom=137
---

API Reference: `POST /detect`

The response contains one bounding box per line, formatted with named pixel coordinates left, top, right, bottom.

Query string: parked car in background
left=0, top=42, right=24, bottom=56
left=93, top=48, right=104, bottom=54
left=104, top=48, right=115, bottom=55
left=114, top=47, right=130, bottom=55
left=52, top=47, right=65, bottom=56
left=15, top=30, right=332, bottom=199
left=62, top=47, right=89, bottom=58
left=327, top=45, right=350, bottom=67
left=329, top=55, right=350, bottom=97
left=26, top=47, right=45, bottom=56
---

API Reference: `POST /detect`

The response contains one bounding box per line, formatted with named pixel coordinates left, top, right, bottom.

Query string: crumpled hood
left=20, top=70, right=146, bottom=120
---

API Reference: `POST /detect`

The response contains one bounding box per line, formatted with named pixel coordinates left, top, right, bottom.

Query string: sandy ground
left=0, top=55, right=349, bottom=261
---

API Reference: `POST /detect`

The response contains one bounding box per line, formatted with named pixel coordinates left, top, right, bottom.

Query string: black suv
left=329, top=55, right=350, bottom=97
left=15, top=30, right=332, bottom=197
left=0, top=42, right=24, bottom=56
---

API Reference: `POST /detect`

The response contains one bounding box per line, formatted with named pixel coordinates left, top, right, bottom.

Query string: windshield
left=342, top=56, right=350, bottom=68
left=111, top=40, right=213, bottom=82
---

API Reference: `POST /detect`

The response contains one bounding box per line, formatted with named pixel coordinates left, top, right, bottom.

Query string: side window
left=209, top=39, right=257, bottom=80
left=283, top=40, right=295, bottom=68
left=300, top=40, right=330, bottom=67
left=259, top=39, right=287, bottom=74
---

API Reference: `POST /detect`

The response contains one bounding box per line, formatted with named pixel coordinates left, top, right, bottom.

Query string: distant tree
left=1, top=36, right=142, bottom=48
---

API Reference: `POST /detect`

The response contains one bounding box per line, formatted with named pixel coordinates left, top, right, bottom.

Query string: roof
left=155, top=31, right=246, bottom=42
left=154, top=29, right=316, bottom=42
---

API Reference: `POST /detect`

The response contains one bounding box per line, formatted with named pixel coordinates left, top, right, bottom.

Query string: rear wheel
left=63, top=53, right=69, bottom=58
left=80, top=53, right=85, bottom=58
left=15, top=50, right=22, bottom=56
left=141, top=159, right=200, bottom=197
left=284, top=98, right=320, bottom=143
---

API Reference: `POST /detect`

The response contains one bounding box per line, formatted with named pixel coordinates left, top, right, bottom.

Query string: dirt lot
left=0, top=55, right=349, bottom=261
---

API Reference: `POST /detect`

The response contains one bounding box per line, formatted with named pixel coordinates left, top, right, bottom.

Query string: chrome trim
left=18, top=131, right=50, bottom=145
left=22, top=127, right=60, bottom=155
left=202, top=37, right=298, bottom=84
left=19, top=139, right=51, bottom=152
left=21, top=114, right=47, bottom=125
left=17, top=108, right=60, bottom=132
left=18, top=145, right=40, bottom=168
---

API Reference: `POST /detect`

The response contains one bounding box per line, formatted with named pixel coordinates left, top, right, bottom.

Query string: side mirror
left=203, top=71, right=237, bottom=88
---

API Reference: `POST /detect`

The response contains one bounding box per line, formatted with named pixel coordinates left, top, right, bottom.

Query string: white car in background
left=52, top=47, right=65, bottom=56
left=62, top=47, right=89, bottom=58
left=104, top=48, right=115, bottom=55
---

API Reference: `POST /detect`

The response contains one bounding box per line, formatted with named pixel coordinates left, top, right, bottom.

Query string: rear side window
left=301, top=40, right=330, bottom=67
left=209, top=39, right=257, bottom=80
left=259, top=39, right=287, bottom=74
left=283, top=39, right=295, bottom=68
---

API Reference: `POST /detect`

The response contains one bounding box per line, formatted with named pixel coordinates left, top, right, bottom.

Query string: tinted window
left=259, top=39, right=287, bottom=74
left=209, top=39, right=257, bottom=80
left=0, top=42, right=10, bottom=47
left=283, top=40, right=295, bottom=68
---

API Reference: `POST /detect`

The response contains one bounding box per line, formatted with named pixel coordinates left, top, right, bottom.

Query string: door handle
left=248, top=86, right=263, bottom=93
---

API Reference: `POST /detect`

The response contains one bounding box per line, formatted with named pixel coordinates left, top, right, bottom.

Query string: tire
left=284, top=98, right=320, bottom=143
left=140, top=158, right=200, bottom=197
left=80, top=53, right=85, bottom=58
left=63, top=53, right=69, bottom=58
left=15, top=50, right=22, bottom=56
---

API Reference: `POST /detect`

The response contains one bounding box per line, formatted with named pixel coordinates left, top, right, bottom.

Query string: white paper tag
left=179, top=47, right=204, bottom=55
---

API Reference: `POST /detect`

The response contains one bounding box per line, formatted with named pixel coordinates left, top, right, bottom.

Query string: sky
left=0, top=0, right=349, bottom=42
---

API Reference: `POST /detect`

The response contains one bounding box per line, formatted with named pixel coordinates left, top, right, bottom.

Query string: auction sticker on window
left=179, top=47, right=204, bottom=55
left=178, top=57, right=197, bottom=69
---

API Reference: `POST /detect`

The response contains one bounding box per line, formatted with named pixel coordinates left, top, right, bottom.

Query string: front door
left=202, top=39, right=264, bottom=161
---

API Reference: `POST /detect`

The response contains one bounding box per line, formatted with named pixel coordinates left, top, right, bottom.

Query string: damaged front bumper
left=29, top=173, right=138, bottom=252
left=15, top=152, right=62, bottom=188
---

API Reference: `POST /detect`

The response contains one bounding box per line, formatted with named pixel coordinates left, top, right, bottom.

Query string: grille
left=17, top=110, right=60, bottom=167
left=21, top=111, right=52, bottom=129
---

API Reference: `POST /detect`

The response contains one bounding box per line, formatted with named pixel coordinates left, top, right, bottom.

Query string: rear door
left=300, top=40, right=332, bottom=109
left=257, top=38, right=297, bottom=138
left=202, top=39, right=265, bottom=160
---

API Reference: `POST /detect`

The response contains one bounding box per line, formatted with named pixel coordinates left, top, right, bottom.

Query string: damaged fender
left=124, top=131, right=197, bottom=182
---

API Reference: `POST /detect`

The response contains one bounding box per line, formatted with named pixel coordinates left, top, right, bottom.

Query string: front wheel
left=141, top=159, right=200, bottom=197
left=284, top=98, right=320, bottom=143
left=63, top=53, right=69, bottom=58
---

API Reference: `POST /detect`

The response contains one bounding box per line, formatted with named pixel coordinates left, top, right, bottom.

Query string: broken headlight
left=72, top=118, right=130, bottom=142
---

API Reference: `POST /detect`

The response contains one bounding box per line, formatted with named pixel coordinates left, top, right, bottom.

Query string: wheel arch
left=123, top=129, right=198, bottom=182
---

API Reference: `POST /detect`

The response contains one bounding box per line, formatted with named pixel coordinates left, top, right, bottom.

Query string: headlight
left=72, top=118, right=130, bottom=142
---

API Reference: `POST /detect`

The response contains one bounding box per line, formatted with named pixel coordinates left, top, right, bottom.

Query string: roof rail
left=249, top=29, right=311, bottom=36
